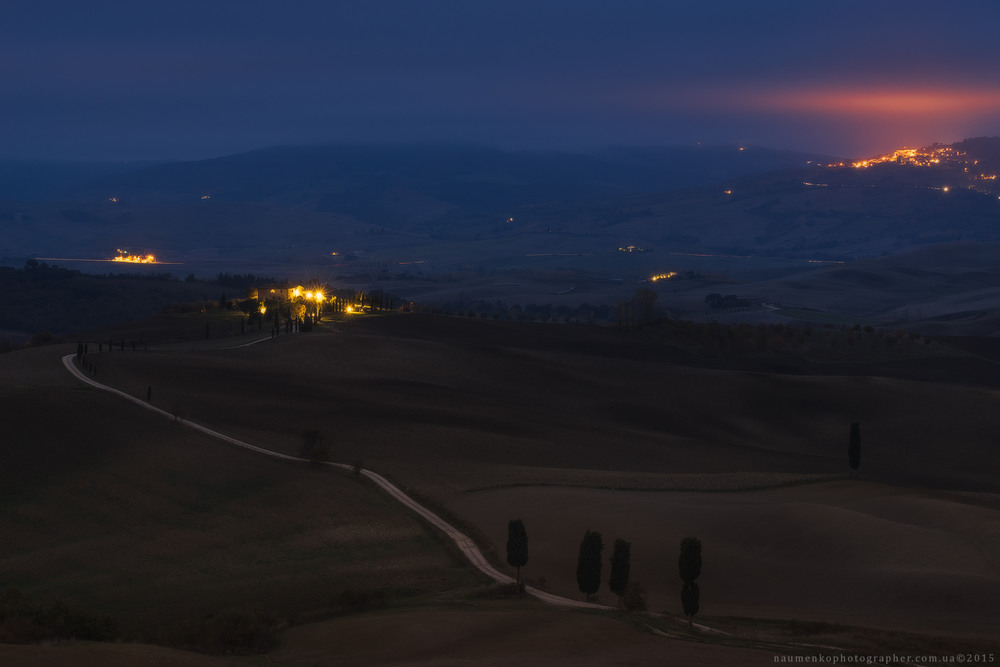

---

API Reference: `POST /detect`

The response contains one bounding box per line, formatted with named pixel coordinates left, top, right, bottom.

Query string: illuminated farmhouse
left=112, top=249, right=157, bottom=263
left=244, top=285, right=397, bottom=329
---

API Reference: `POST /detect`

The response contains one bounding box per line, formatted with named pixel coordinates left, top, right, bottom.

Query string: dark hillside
left=69, top=143, right=833, bottom=209
left=0, top=160, right=157, bottom=202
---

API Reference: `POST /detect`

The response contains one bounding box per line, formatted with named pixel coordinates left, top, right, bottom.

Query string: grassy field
left=3, top=312, right=999, bottom=663
left=90, top=313, right=1000, bottom=494
left=0, top=343, right=479, bottom=642
left=449, top=481, right=1000, bottom=637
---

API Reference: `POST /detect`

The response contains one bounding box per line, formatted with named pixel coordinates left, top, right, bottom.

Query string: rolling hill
left=5, top=138, right=1000, bottom=339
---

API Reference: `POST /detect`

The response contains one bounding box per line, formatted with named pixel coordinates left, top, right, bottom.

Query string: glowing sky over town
left=742, top=88, right=1000, bottom=116
left=3, top=0, right=1000, bottom=161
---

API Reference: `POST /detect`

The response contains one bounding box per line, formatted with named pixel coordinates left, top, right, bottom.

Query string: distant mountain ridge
left=0, top=160, right=159, bottom=202
left=66, top=142, right=835, bottom=208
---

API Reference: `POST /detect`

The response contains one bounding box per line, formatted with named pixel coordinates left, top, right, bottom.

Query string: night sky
left=4, top=0, right=1000, bottom=161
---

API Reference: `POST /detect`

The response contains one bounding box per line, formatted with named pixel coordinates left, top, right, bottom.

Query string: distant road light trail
left=34, top=257, right=182, bottom=264
left=667, top=251, right=754, bottom=258
left=664, top=251, right=843, bottom=264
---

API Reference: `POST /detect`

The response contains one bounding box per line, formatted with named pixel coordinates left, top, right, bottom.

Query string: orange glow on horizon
left=728, top=86, right=1000, bottom=116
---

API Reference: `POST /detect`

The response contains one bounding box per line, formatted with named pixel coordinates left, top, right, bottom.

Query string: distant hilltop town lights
left=112, top=249, right=157, bottom=263
left=831, top=144, right=999, bottom=181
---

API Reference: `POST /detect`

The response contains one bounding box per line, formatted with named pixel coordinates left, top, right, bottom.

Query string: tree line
left=506, top=519, right=702, bottom=625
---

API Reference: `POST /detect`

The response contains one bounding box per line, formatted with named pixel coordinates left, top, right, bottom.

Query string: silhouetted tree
left=622, top=581, right=648, bottom=612
left=679, top=537, right=702, bottom=629
left=609, top=538, right=631, bottom=603
left=678, top=537, right=701, bottom=583
left=576, top=530, right=603, bottom=600
left=506, top=519, right=528, bottom=589
left=300, top=430, right=329, bottom=463
left=849, top=421, right=861, bottom=471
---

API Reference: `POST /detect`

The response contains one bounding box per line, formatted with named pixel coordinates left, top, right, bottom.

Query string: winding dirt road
left=61, top=352, right=607, bottom=611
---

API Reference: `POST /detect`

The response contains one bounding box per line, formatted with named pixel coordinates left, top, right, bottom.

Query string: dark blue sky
left=4, top=0, right=1000, bottom=161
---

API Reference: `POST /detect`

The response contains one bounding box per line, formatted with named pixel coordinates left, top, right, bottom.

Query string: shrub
left=496, top=582, right=526, bottom=598
left=0, top=587, right=119, bottom=644
left=621, top=581, right=648, bottom=612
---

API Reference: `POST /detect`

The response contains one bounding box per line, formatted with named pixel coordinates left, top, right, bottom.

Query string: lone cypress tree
left=506, top=519, right=528, bottom=589
left=849, top=422, right=861, bottom=471
left=576, top=530, right=603, bottom=600
left=608, top=538, right=631, bottom=604
left=678, top=537, right=702, bottom=629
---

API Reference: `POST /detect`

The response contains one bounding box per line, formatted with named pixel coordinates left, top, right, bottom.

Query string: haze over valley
left=7, top=137, right=1000, bottom=338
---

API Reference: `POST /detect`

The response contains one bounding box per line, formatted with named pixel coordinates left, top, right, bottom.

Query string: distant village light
left=112, top=249, right=156, bottom=263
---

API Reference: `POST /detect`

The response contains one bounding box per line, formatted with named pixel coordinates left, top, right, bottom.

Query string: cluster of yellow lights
left=848, top=146, right=960, bottom=169
left=618, top=245, right=646, bottom=253
left=650, top=272, right=678, bottom=282
left=840, top=145, right=998, bottom=180
left=290, top=286, right=326, bottom=302
left=112, top=249, right=156, bottom=263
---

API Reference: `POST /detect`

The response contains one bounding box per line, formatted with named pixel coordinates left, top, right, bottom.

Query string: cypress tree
left=576, top=530, right=603, bottom=600
left=679, top=537, right=702, bottom=629
left=609, top=538, right=631, bottom=603
left=506, top=519, right=528, bottom=589
left=678, top=537, right=701, bottom=583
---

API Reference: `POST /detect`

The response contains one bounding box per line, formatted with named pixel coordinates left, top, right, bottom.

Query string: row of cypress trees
left=506, top=519, right=702, bottom=624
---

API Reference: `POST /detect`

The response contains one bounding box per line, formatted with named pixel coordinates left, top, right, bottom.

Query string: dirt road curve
left=61, top=353, right=608, bottom=611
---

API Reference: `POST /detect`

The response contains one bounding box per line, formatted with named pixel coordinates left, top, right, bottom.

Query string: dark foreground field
left=3, top=313, right=999, bottom=663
